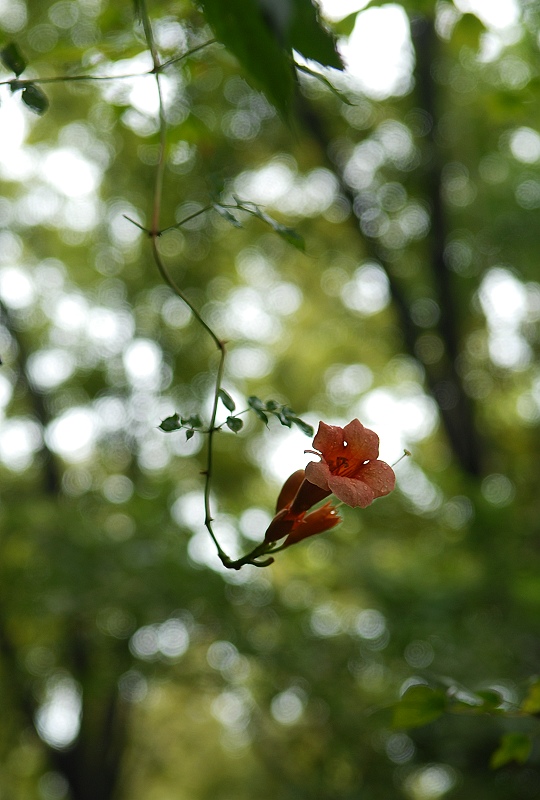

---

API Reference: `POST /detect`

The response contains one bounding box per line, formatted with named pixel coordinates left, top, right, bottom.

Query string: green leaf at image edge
left=197, top=0, right=295, bottom=119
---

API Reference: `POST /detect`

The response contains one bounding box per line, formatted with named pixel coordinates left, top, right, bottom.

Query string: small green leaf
left=475, top=690, right=504, bottom=710
left=1, top=42, right=26, bottom=76
left=159, top=413, right=182, bottom=432
left=331, top=10, right=358, bottom=37
left=248, top=395, right=266, bottom=411
left=265, top=399, right=279, bottom=411
left=226, top=416, right=243, bottom=433
left=491, top=733, right=532, bottom=769
left=521, top=681, right=540, bottom=714
left=291, top=417, right=314, bottom=437
left=182, top=414, right=203, bottom=429
left=251, top=206, right=305, bottom=250
left=186, top=428, right=195, bottom=440
left=21, top=83, right=49, bottom=115
left=213, top=203, right=243, bottom=228
left=296, top=63, right=352, bottom=104
left=247, top=397, right=268, bottom=424
left=218, top=389, right=236, bottom=412
left=276, top=410, right=292, bottom=427
left=392, top=685, right=447, bottom=729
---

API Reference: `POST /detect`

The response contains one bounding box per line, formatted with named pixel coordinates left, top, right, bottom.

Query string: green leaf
left=475, top=690, right=504, bottom=710
left=521, top=681, right=540, bottom=714
left=247, top=395, right=266, bottom=411
left=296, top=63, right=352, bottom=104
left=392, top=685, right=447, bottom=729
left=21, top=84, right=49, bottom=115
left=159, top=413, right=182, bottom=432
left=182, top=414, right=203, bottom=429
left=291, top=417, right=314, bottom=437
left=132, top=0, right=143, bottom=21
left=213, top=203, right=243, bottom=228
left=226, top=416, right=243, bottom=433
left=452, top=12, right=486, bottom=50
left=247, top=396, right=269, bottom=424
left=197, top=0, right=295, bottom=119
left=252, top=206, right=305, bottom=250
left=288, top=0, right=343, bottom=70
left=265, top=399, right=279, bottom=411
left=491, top=733, right=532, bottom=769
left=1, top=42, right=26, bottom=76
left=186, top=428, right=195, bottom=440
left=331, top=11, right=358, bottom=38
left=277, top=411, right=292, bottom=427
left=218, top=389, right=236, bottom=412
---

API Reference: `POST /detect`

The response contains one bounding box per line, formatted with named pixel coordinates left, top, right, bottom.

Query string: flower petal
left=304, top=460, right=332, bottom=491
left=327, top=475, right=375, bottom=508
left=311, top=421, right=345, bottom=463
left=342, top=419, right=379, bottom=462
left=357, top=460, right=396, bottom=498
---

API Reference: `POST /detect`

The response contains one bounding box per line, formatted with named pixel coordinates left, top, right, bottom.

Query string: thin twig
left=138, top=0, right=236, bottom=566
left=0, top=40, right=216, bottom=88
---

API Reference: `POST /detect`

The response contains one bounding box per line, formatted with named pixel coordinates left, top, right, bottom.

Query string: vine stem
left=139, top=0, right=232, bottom=565
left=0, top=41, right=217, bottom=89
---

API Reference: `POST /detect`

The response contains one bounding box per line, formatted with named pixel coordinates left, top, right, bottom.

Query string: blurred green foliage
left=1, top=0, right=540, bottom=798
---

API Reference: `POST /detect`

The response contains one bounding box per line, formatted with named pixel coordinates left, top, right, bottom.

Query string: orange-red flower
left=264, top=468, right=340, bottom=545
left=304, top=419, right=395, bottom=508
left=282, top=502, right=341, bottom=548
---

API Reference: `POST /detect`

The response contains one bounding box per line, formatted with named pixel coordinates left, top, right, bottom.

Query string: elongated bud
left=289, top=478, right=331, bottom=515
left=264, top=508, right=296, bottom=543
left=276, top=469, right=305, bottom=512
left=284, top=502, right=341, bottom=548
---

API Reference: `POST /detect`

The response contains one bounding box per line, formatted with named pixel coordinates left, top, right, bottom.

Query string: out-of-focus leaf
left=186, top=428, right=195, bottom=440
left=330, top=11, right=358, bottom=37
left=475, top=690, right=504, bottom=710
left=452, top=12, right=486, bottom=50
left=213, top=203, right=243, bottom=228
left=197, top=0, right=295, bottom=118
left=296, top=63, right=352, bottom=104
left=277, top=410, right=292, bottom=427
left=521, top=681, right=540, bottom=714
left=183, top=414, right=203, bottom=428
left=288, top=0, right=343, bottom=70
left=226, top=416, right=243, bottom=432
left=290, top=417, right=314, bottom=436
left=21, top=83, right=49, bottom=115
left=392, top=685, right=447, bottom=729
left=250, top=205, right=305, bottom=250
left=1, top=42, right=26, bottom=76
left=159, top=413, right=182, bottom=432
left=491, top=733, right=532, bottom=769
left=219, top=388, right=236, bottom=412
left=248, top=396, right=269, bottom=424
left=132, top=0, right=143, bottom=21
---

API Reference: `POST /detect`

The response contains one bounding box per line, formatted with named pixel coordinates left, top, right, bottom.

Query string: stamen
left=391, top=449, right=411, bottom=468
